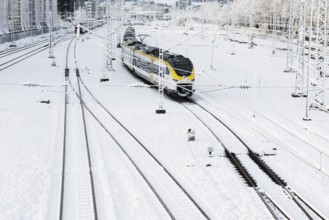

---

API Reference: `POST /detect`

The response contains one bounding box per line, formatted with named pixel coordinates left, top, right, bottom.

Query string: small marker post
left=208, top=147, right=213, bottom=156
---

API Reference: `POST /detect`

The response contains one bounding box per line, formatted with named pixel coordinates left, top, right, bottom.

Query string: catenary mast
left=285, top=0, right=295, bottom=72
left=310, top=0, right=328, bottom=112
left=292, top=0, right=306, bottom=97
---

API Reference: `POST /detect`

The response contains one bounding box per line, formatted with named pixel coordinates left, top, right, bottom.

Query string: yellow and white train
left=121, top=27, right=195, bottom=97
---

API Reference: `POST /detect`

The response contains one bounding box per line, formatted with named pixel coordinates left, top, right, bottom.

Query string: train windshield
left=173, top=59, right=193, bottom=76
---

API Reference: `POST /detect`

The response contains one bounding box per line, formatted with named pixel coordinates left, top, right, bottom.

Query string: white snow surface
left=0, top=22, right=329, bottom=220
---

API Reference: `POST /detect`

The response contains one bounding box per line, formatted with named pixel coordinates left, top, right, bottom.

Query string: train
left=121, top=27, right=195, bottom=97
left=74, top=20, right=105, bottom=34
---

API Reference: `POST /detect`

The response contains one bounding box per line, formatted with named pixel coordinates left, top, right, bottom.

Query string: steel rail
left=79, top=77, right=210, bottom=219
left=187, top=99, right=325, bottom=220
left=59, top=37, right=75, bottom=220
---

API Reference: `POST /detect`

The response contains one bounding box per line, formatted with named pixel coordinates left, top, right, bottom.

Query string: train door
left=150, top=60, right=155, bottom=83
left=132, top=50, right=136, bottom=72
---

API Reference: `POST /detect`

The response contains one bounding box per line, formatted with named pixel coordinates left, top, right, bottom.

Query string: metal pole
left=210, top=40, right=214, bottom=70
left=30, top=0, right=33, bottom=43
left=186, top=5, right=189, bottom=57
left=231, top=24, right=235, bottom=55
left=249, top=3, right=254, bottom=49
left=292, top=0, right=306, bottom=97
left=117, top=0, right=122, bottom=48
left=284, top=0, right=295, bottom=72
left=10, top=1, right=17, bottom=47
left=303, top=0, right=314, bottom=121
left=229, top=0, right=235, bottom=55
left=156, top=10, right=165, bottom=114
left=319, top=152, right=322, bottom=170
left=272, top=0, right=277, bottom=55
left=210, top=30, right=217, bottom=70
left=105, top=0, right=113, bottom=71
left=311, top=0, right=327, bottom=109
left=48, top=12, right=54, bottom=58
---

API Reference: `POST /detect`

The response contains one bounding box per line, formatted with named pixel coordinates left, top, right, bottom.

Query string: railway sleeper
left=225, top=149, right=257, bottom=187
left=248, top=149, right=287, bottom=186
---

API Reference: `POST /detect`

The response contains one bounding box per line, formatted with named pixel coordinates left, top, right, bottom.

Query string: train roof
left=127, top=39, right=142, bottom=46
left=124, top=32, right=135, bottom=37
left=126, top=26, right=135, bottom=31
left=137, top=45, right=187, bottom=62
left=123, top=30, right=191, bottom=64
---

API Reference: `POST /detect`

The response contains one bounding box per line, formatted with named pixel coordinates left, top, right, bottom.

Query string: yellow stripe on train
left=134, top=49, right=195, bottom=82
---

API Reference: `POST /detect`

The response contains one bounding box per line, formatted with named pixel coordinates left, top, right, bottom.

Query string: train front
left=167, top=55, right=195, bottom=97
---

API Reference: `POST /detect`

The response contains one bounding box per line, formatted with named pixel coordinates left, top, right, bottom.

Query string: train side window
left=147, top=62, right=151, bottom=72
left=153, top=64, right=159, bottom=75
left=165, top=68, right=169, bottom=75
left=135, top=58, right=141, bottom=67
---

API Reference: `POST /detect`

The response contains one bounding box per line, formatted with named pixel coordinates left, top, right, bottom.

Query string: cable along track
left=70, top=76, right=211, bottom=220
left=180, top=99, right=326, bottom=220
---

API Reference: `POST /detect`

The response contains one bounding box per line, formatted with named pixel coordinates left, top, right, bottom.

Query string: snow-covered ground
left=0, top=21, right=328, bottom=220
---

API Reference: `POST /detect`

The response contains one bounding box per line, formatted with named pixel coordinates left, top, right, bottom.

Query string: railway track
left=58, top=36, right=74, bottom=220
left=54, top=31, right=326, bottom=218
left=225, top=93, right=329, bottom=173
left=0, top=35, right=71, bottom=71
left=70, top=76, right=212, bottom=219
left=0, top=39, right=48, bottom=58
left=57, top=35, right=209, bottom=219
left=181, top=99, right=326, bottom=220
left=58, top=38, right=98, bottom=220
left=117, top=59, right=324, bottom=219
left=0, top=45, right=49, bottom=71
left=117, top=55, right=327, bottom=218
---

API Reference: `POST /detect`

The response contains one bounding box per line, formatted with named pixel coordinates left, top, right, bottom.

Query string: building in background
left=176, top=0, right=227, bottom=9
left=58, top=0, right=74, bottom=17
left=0, top=0, right=58, bottom=35
left=57, top=0, right=92, bottom=16
left=0, top=1, right=9, bottom=33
